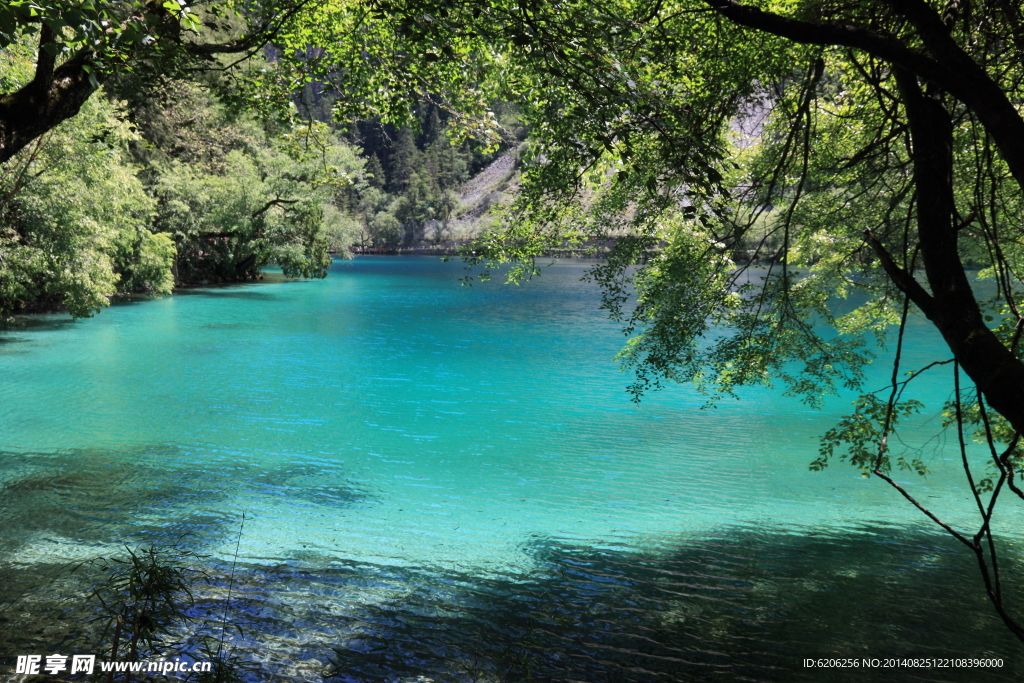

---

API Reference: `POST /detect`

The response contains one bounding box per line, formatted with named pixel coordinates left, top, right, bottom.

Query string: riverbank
left=349, top=240, right=771, bottom=261
left=348, top=240, right=620, bottom=257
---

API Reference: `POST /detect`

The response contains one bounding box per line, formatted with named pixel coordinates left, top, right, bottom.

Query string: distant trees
left=338, top=103, right=523, bottom=247
left=134, top=80, right=363, bottom=283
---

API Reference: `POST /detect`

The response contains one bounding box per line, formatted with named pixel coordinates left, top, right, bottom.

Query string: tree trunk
left=0, top=47, right=96, bottom=165
left=891, top=71, right=1024, bottom=435
left=705, top=0, right=1024, bottom=434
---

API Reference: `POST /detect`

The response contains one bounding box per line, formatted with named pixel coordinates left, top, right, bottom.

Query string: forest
left=0, top=34, right=523, bottom=318
left=5, top=0, right=1024, bottom=669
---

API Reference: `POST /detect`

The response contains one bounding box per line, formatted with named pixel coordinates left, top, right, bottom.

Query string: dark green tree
left=365, top=153, right=386, bottom=189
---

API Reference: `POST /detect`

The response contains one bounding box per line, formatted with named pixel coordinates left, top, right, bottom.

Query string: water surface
left=1, top=257, right=1021, bottom=681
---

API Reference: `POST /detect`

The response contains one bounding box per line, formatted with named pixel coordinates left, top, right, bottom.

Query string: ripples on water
left=2, top=494, right=1020, bottom=682
left=1, top=258, right=1022, bottom=681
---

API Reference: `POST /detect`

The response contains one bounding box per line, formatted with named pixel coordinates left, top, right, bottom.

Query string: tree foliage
left=0, top=39, right=368, bottom=317
left=335, top=104, right=519, bottom=246
left=0, top=45, right=164, bottom=318
left=282, top=0, right=1024, bottom=641
left=145, top=103, right=361, bottom=283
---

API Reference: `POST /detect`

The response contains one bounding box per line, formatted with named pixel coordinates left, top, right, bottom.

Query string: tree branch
left=862, top=229, right=934, bottom=315
left=252, top=197, right=299, bottom=219
left=0, top=49, right=97, bottom=164
left=703, top=0, right=1024, bottom=189
left=184, top=0, right=318, bottom=56
left=33, top=25, right=57, bottom=87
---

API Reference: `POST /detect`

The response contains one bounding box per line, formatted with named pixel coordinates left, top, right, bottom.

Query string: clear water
left=1, top=257, right=1021, bottom=681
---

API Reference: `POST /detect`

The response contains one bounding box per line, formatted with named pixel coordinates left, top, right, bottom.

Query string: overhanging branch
left=862, top=229, right=934, bottom=316
left=703, top=0, right=1024, bottom=189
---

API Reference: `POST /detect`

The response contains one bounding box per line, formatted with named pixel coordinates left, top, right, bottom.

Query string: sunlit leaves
left=0, top=1, right=198, bottom=66
left=149, top=99, right=365, bottom=285
left=263, top=0, right=501, bottom=147
left=0, top=89, right=160, bottom=318
left=815, top=394, right=925, bottom=475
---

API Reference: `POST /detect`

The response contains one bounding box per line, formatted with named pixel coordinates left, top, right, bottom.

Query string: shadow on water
left=201, top=322, right=248, bottom=330
left=0, top=447, right=370, bottom=552
left=1, top=523, right=1022, bottom=681
left=0, top=316, right=78, bottom=335
left=1, top=448, right=1020, bottom=682
left=173, top=282, right=292, bottom=301
left=0, top=446, right=251, bottom=555
left=36, top=524, right=1004, bottom=683
left=0, top=445, right=373, bottom=669
left=0, top=446, right=238, bottom=660
left=294, top=527, right=1023, bottom=682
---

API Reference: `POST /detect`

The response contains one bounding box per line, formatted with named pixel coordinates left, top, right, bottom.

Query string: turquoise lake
left=1, top=256, right=1022, bottom=681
